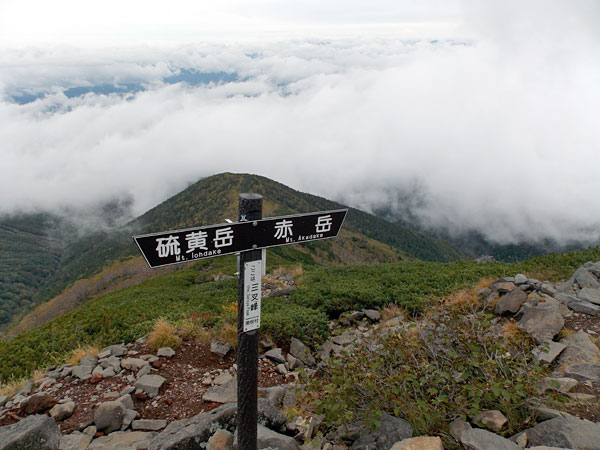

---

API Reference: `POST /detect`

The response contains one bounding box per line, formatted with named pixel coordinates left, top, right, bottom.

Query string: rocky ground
left=2, top=262, right=600, bottom=449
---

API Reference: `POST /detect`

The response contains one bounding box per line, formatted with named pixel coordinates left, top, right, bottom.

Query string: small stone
left=390, top=436, right=443, bottom=450
left=49, top=400, right=75, bottom=420
left=89, top=373, right=103, bottom=384
left=213, top=371, right=234, bottom=386
left=20, top=393, right=57, bottom=415
left=491, top=281, right=516, bottom=293
left=207, top=429, right=234, bottom=450
left=131, top=419, right=167, bottom=431
left=157, top=347, right=176, bottom=358
left=118, top=394, right=134, bottom=410
left=362, top=309, right=381, bottom=322
left=210, top=340, right=232, bottom=358
left=514, top=274, right=528, bottom=285
left=121, top=357, right=149, bottom=371
left=473, top=410, right=508, bottom=432
left=135, top=374, right=166, bottom=396
left=137, top=364, right=152, bottom=378
left=264, top=348, right=286, bottom=363
left=540, top=377, right=578, bottom=393
left=532, top=341, right=566, bottom=364
left=93, top=400, right=126, bottom=433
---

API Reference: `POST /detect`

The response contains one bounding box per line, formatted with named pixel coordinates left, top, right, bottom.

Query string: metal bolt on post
left=237, top=193, right=262, bottom=450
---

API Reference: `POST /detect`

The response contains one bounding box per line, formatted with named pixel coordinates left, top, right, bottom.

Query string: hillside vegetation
left=1, top=247, right=598, bottom=382
left=0, top=213, right=67, bottom=332
left=2, top=172, right=463, bottom=334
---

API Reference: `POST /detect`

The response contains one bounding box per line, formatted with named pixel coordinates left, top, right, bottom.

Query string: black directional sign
left=133, top=209, right=347, bottom=268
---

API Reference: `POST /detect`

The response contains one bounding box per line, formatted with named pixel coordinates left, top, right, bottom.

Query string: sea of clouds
left=1, top=1, right=599, bottom=245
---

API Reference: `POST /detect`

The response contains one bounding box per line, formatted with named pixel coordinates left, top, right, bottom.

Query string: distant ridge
left=1, top=173, right=464, bottom=335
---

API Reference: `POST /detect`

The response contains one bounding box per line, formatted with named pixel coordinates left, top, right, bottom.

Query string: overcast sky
left=1, top=1, right=599, bottom=245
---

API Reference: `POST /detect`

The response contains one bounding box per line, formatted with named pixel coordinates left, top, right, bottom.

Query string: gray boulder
left=514, top=274, right=528, bottom=285
left=264, top=348, right=286, bottom=364
left=257, top=398, right=287, bottom=431
left=532, top=341, right=566, bottom=364
left=88, top=431, right=157, bottom=449
left=351, top=412, right=413, bottom=449
left=203, top=377, right=237, bottom=404
left=567, top=300, right=600, bottom=315
left=289, top=338, right=316, bottom=367
left=149, top=403, right=238, bottom=450
left=517, top=303, right=564, bottom=343
left=49, top=400, right=75, bottom=421
left=211, top=340, right=232, bottom=358
left=256, top=423, right=298, bottom=450
left=495, top=289, right=527, bottom=315
left=121, top=357, right=149, bottom=371
left=526, top=416, right=600, bottom=449
left=132, top=419, right=167, bottom=431
left=94, top=400, right=127, bottom=433
left=362, top=309, right=381, bottom=322
left=562, top=363, right=600, bottom=381
left=579, top=288, right=600, bottom=305
left=0, top=414, right=61, bottom=450
left=158, top=347, right=176, bottom=358
left=135, top=374, right=166, bottom=396
left=460, top=427, right=520, bottom=450
left=556, top=330, right=600, bottom=367
left=574, top=267, right=600, bottom=289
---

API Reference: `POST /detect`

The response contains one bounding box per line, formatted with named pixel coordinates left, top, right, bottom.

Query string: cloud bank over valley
left=1, top=1, right=599, bottom=246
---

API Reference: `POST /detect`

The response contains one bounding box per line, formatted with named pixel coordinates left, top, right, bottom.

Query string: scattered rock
left=132, top=419, right=167, bottom=431
left=514, top=274, right=528, bottom=285
left=264, top=348, right=286, bottom=364
left=255, top=423, right=299, bottom=450
left=473, top=410, right=508, bottom=432
left=20, top=393, right=57, bottom=415
left=574, top=267, right=600, bottom=289
left=88, top=430, right=157, bottom=450
left=289, top=338, right=316, bottom=367
left=121, top=357, right=149, bottom=371
left=556, top=330, right=600, bottom=367
left=390, top=436, right=443, bottom=450
left=149, top=403, right=238, bottom=450
left=495, top=289, right=528, bottom=315
left=207, top=429, right=234, bottom=450
left=579, top=288, right=600, bottom=305
left=214, top=371, right=234, bottom=386
left=540, top=377, right=578, bottom=393
left=525, top=416, right=600, bottom=449
left=93, top=400, right=127, bottom=433
left=202, top=377, right=237, bottom=404
left=157, top=347, right=176, bottom=358
left=517, top=303, right=564, bottom=343
left=532, top=341, right=566, bottom=364
left=49, top=400, right=75, bottom=421
left=562, top=363, right=600, bottom=382
left=491, top=281, right=516, bottom=293
left=135, top=374, right=166, bottom=396
left=362, top=309, right=381, bottom=322
left=460, top=427, right=521, bottom=450
left=352, top=412, right=413, bottom=450
left=0, top=414, right=61, bottom=450
left=211, top=340, right=232, bottom=358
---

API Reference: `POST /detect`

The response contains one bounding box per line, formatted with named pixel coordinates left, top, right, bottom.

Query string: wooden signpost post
left=133, top=194, right=347, bottom=450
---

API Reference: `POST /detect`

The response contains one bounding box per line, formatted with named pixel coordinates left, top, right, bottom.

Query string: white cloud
left=0, top=2, right=599, bottom=245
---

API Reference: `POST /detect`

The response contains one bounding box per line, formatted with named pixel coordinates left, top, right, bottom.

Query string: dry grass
left=0, top=377, right=30, bottom=397
left=216, top=322, right=238, bottom=349
left=147, top=318, right=182, bottom=351
left=380, top=304, right=406, bottom=322
left=195, top=327, right=213, bottom=345
left=176, top=320, right=197, bottom=341
left=502, top=320, right=524, bottom=343
left=272, top=264, right=303, bottom=278
left=67, top=345, right=99, bottom=366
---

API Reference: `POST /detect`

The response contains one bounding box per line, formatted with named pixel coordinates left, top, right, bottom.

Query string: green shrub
left=261, top=298, right=329, bottom=347
left=305, top=305, right=554, bottom=447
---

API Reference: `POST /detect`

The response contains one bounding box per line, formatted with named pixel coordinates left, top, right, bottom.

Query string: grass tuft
left=67, top=345, right=99, bottom=366
left=147, top=318, right=182, bottom=351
